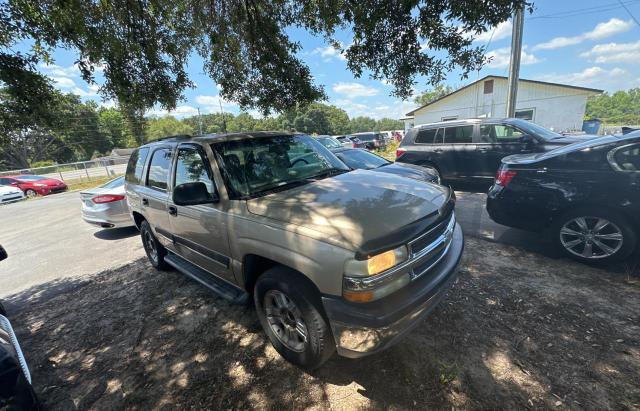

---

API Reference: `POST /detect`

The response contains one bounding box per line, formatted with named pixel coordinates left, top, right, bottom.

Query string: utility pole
left=197, top=107, right=203, bottom=135
left=506, top=6, right=524, bottom=117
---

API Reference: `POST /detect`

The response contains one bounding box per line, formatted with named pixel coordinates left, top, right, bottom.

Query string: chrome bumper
left=323, top=223, right=464, bottom=358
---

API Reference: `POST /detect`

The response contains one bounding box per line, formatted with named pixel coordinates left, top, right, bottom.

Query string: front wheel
left=552, top=209, right=637, bottom=264
left=25, top=189, right=37, bottom=198
left=254, top=267, right=335, bottom=370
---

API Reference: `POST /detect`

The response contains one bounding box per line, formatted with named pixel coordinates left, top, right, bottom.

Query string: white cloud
left=333, top=98, right=404, bottom=119
left=538, top=66, right=638, bottom=92
left=472, top=21, right=513, bottom=43
left=534, top=18, right=633, bottom=50
left=580, top=40, right=640, bottom=64
left=39, top=63, right=79, bottom=77
left=313, top=45, right=347, bottom=61
left=485, top=47, right=541, bottom=68
left=194, top=95, right=238, bottom=113
left=51, top=76, right=76, bottom=88
left=147, top=105, right=199, bottom=117
left=332, top=82, right=379, bottom=97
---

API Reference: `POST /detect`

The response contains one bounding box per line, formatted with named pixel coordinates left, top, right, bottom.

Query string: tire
left=140, top=220, right=169, bottom=270
left=25, top=189, right=37, bottom=198
left=552, top=208, right=637, bottom=265
left=254, top=267, right=335, bottom=370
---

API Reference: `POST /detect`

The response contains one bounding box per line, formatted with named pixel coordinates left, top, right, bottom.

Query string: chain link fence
left=0, top=156, right=130, bottom=182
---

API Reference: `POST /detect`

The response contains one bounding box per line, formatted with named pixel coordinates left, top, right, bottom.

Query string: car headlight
left=344, top=245, right=408, bottom=277
left=33, top=183, right=46, bottom=187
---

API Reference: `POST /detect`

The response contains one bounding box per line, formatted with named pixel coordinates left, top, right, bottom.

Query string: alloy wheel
left=143, top=230, right=158, bottom=263
left=25, top=189, right=37, bottom=198
left=264, top=290, right=308, bottom=352
left=559, top=216, right=624, bottom=259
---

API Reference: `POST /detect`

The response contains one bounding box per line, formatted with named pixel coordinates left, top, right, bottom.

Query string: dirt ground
left=4, top=237, right=639, bottom=410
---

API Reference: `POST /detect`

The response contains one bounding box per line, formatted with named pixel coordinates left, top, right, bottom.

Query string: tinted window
left=125, top=147, right=149, bottom=184
left=174, top=148, right=215, bottom=195
left=480, top=125, right=524, bottom=143
left=613, top=144, right=640, bottom=171
left=444, top=126, right=473, bottom=143
left=415, top=128, right=437, bottom=144
left=0, top=178, right=10, bottom=185
left=355, top=133, right=375, bottom=141
left=146, top=148, right=172, bottom=190
left=336, top=149, right=389, bottom=170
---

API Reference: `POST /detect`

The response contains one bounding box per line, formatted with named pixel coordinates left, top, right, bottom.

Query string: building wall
left=410, top=78, right=598, bottom=132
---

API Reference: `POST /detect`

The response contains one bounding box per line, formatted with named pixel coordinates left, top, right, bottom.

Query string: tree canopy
left=585, top=89, right=640, bottom=125
left=413, top=84, right=455, bottom=106
left=0, top=0, right=528, bottom=118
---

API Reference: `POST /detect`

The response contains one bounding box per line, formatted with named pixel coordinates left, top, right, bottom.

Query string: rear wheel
left=552, top=209, right=636, bottom=264
left=140, top=220, right=169, bottom=270
left=254, top=267, right=335, bottom=370
left=25, top=189, right=37, bottom=198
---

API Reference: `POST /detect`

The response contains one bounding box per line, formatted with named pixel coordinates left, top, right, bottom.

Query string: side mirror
left=521, top=134, right=536, bottom=145
left=0, top=245, right=7, bottom=262
left=173, top=182, right=219, bottom=206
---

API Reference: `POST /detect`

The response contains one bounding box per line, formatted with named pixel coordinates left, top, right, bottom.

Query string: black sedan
left=332, top=148, right=440, bottom=184
left=487, top=132, right=640, bottom=264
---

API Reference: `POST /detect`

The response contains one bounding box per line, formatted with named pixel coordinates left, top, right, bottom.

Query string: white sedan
left=0, top=185, right=25, bottom=204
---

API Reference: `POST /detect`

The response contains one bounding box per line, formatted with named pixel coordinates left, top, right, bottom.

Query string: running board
left=165, top=253, right=249, bottom=305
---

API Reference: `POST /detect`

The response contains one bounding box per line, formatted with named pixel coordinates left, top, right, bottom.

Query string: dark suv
left=396, top=118, right=596, bottom=182
left=348, top=132, right=385, bottom=150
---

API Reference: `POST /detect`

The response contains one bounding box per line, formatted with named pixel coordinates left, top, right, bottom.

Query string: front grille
left=409, top=210, right=454, bottom=256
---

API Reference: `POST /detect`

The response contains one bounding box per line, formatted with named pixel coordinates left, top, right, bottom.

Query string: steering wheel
left=291, top=158, right=309, bottom=167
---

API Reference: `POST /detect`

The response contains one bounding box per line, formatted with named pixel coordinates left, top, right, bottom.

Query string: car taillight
left=396, top=148, right=406, bottom=159
left=495, top=170, right=517, bottom=187
left=92, top=194, right=125, bottom=204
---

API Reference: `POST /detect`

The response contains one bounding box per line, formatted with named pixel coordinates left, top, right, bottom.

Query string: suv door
left=478, top=123, right=531, bottom=178
left=140, top=146, right=175, bottom=249
left=168, top=144, right=234, bottom=282
left=400, top=127, right=456, bottom=178
left=441, top=125, right=475, bottom=179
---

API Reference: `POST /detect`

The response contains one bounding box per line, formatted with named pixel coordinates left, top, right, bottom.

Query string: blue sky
left=31, top=0, right=640, bottom=120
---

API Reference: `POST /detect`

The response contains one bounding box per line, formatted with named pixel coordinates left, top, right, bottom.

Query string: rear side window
left=415, top=128, right=437, bottom=144
left=444, top=126, right=473, bottom=143
left=125, top=147, right=149, bottom=184
left=612, top=143, right=640, bottom=171
left=146, top=148, right=172, bottom=191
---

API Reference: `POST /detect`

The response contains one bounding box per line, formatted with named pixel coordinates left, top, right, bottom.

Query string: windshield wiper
left=307, top=168, right=349, bottom=180
left=250, top=178, right=314, bottom=198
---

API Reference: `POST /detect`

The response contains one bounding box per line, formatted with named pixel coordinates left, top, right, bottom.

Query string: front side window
left=444, top=126, right=473, bottom=144
left=336, top=149, right=389, bottom=170
left=415, top=128, right=436, bottom=144
left=146, top=148, right=172, bottom=191
left=125, top=147, right=150, bottom=184
left=211, top=135, right=348, bottom=199
left=612, top=143, right=640, bottom=171
left=480, top=125, right=524, bottom=143
left=174, top=148, right=215, bottom=195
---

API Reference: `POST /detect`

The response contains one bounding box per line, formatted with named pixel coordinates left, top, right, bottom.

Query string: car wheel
left=140, top=220, right=169, bottom=270
left=552, top=209, right=637, bottom=264
left=254, top=267, right=335, bottom=370
left=25, top=189, right=37, bottom=198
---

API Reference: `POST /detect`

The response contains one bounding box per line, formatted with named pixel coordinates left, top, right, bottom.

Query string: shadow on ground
left=93, top=226, right=139, bottom=241
left=5, top=238, right=639, bottom=410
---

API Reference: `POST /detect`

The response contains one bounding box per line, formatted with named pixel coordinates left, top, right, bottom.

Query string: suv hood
left=246, top=169, right=450, bottom=251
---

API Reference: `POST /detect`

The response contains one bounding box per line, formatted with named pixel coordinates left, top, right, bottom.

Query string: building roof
left=405, top=75, right=604, bottom=116
left=110, top=148, right=136, bottom=157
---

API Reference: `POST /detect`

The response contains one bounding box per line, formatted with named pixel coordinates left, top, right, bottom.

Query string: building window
left=515, top=109, right=535, bottom=121
left=483, top=80, right=494, bottom=94
left=441, top=116, right=458, bottom=121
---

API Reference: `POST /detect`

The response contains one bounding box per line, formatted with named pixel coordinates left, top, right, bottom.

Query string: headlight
left=344, top=245, right=408, bottom=277
left=33, top=183, right=46, bottom=187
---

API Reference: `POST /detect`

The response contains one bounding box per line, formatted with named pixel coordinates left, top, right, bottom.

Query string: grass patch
left=373, top=140, right=399, bottom=161
left=65, top=175, right=123, bottom=191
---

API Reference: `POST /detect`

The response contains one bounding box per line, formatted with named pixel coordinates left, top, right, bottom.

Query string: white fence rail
left=0, top=156, right=130, bottom=182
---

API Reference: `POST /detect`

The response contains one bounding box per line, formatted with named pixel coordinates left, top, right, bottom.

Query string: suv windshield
left=512, top=119, right=561, bottom=140
left=211, top=134, right=349, bottom=199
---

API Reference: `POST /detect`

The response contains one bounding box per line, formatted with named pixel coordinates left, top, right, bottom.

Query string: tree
left=376, top=118, right=404, bottom=131
left=585, top=89, right=640, bottom=125
left=349, top=117, right=377, bottom=133
left=145, top=116, right=194, bottom=141
left=1, top=0, right=528, bottom=118
left=413, top=84, right=455, bottom=106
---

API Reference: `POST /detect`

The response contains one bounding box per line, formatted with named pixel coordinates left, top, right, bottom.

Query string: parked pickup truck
left=125, top=132, right=464, bottom=369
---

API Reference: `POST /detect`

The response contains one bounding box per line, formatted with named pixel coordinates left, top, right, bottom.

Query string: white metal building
left=403, top=75, right=602, bottom=132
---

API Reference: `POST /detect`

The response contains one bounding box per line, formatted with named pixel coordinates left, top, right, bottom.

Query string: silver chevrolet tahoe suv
left=125, top=132, right=464, bottom=369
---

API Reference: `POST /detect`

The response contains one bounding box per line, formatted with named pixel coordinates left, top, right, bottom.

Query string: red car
left=0, top=175, right=68, bottom=197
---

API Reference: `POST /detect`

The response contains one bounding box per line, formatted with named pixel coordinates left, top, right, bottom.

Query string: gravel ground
left=4, top=237, right=639, bottom=410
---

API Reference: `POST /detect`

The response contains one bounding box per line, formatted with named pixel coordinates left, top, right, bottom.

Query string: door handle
left=168, top=206, right=178, bottom=216
left=142, top=198, right=149, bottom=206
left=478, top=147, right=490, bottom=152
